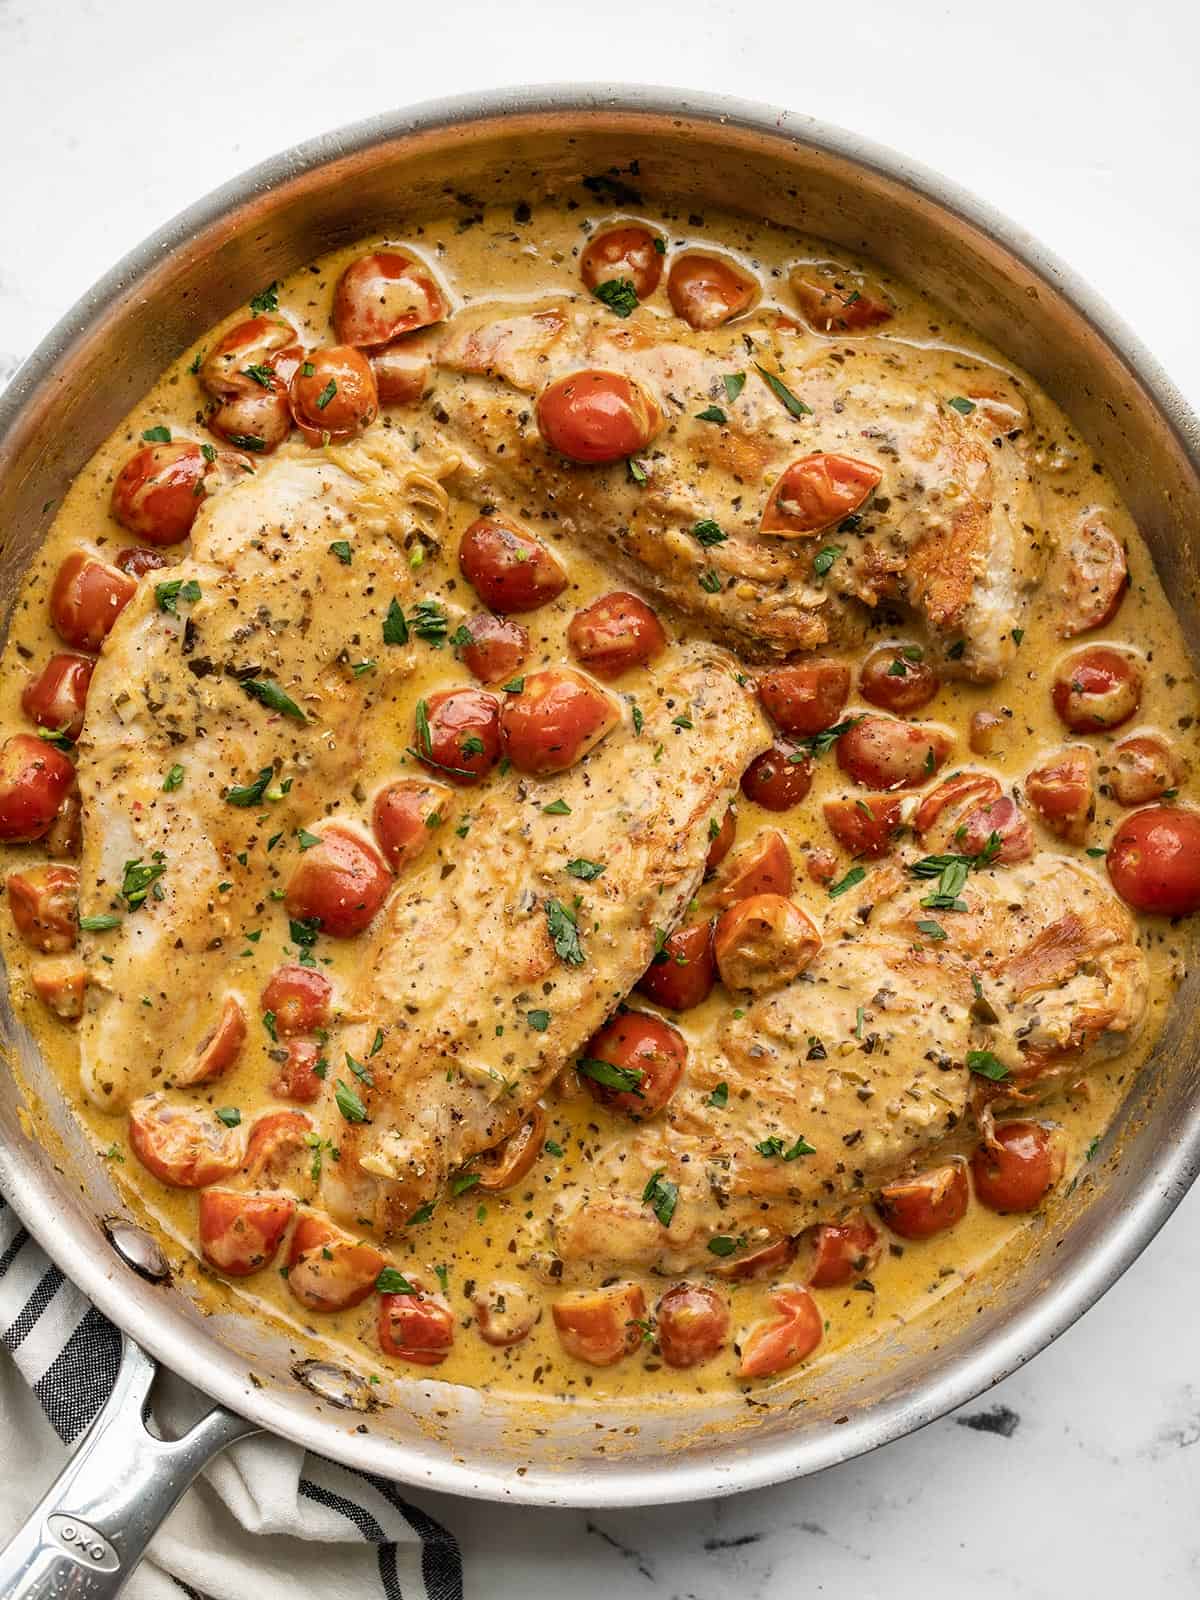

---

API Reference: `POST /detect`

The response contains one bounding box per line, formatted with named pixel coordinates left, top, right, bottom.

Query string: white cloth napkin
left=0, top=1194, right=464, bottom=1599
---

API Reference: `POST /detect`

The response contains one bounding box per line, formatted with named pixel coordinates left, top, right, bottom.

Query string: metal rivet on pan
left=293, top=1360, right=381, bottom=1412
left=102, top=1217, right=171, bottom=1283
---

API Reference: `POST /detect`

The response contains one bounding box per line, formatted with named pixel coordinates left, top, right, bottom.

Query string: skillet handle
left=0, top=1334, right=257, bottom=1600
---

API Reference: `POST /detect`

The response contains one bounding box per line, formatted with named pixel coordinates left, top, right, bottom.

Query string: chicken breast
left=320, top=644, right=769, bottom=1235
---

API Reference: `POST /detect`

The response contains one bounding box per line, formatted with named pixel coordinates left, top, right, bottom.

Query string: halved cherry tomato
left=500, top=668, right=618, bottom=775
left=656, top=1284, right=730, bottom=1369
left=708, top=829, right=793, bottom=907
left=738, top=1287, right=823, bottom=1379
left=243, top=1109, right=314, bottom=1188
left=761, top=454, right=881, bottom=537
left=475, top=1107, right=546, bottom=1192
left=1060, top=513, right=1128, bottom=637
left=199, top=315, right=299, bottom=398
left=286, top=1212, right=385, bottom=1313
left=42, top=787, right=80, bottom=860
left=173, top=994, right=247, bottom=1088
left=1026, top=748, right=1095, bottom=844
left=472, top=1279, right=540, bottom=1347
left=458, top=515, right=569, bottom=613
left=49, top=550, right=136, bottom=651
left=208, top=387, right=292, bottom=454
left=713, top=894, right=820, bottom=994
left=859, top=648, right=940, bottom=714
left=30, top=953, right=86, bottom=1020
left=740, top=743, right=812, bottom=811
left=199, top=1190, right=295, bottom=1277
left=290, top=346, right=378, bottom=444
left=836, top=717, right=952, bottom=790
left=284, top=824, right=392, bottom=936
left=378, top=1285, right=456, bottom=1364
left=261, top=965, right=332, bottom=1036
left=372, top=778, right=450, bottom=870
left=802, top=1213, right=881, bottom=1289
left=567, top=591, right=666, bottom=679
left=710, top=1236, right=798, bottom=1282
left=877, top=1162, right=969, bottom=1240
left=1110, top=733, right=1183, bottom=807
left=969, top=709, right=1005, bottom=756
left=269, top=1038, right=324, bottom=1103
left=458, top=613, right=529, bottom=685
left=583, top=1011, right=686, bottom=1119
left=705, top=807, right=736, bottom=871
left=127, top=1095, right=244, bottom=1188
left=954, top=795, right=1033, bottom=863
left=115, top=546, right=169, bottom=580
left=915, top=772, right=1033, bottom=863
left=789, top=264, right=893, bottom=331
left=110, top=442, right=207, bottom=546
left=823, top=795, right=904, bottom=859
left=6, top=864, right=78, bottom=953
left=636, top=921, right=716, bottom=1011
left=415, top=687, right=502, bottom=785
left=756, top=660, right=849, bottom=736
left=806, top=847, right=838, bottom=884
left=552, top=1282, right=646, bottom=1366
left=582, top=225, right=664, bottom=301
left=1052, top=646, right=1142, bottom=733
left=537, top=370, right=662, bottom=464
left=371, top=342, right=432, bottom=405
left=971, top=1123, right=1063, bottom=1213
left=1107, top=806, right=1200, bottom=915
left=915, top=772, right=998, bottom=835
left=0, top=735, right=75, bottom=842
left=21, top=655, right=94, bottom=742
left=667, top=253, right=758, bottom=329
left=332, top=250, right=448, bottom=347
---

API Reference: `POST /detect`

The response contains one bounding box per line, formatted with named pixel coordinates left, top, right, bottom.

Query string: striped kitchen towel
left=0, top=1194, right=464, bottom=1600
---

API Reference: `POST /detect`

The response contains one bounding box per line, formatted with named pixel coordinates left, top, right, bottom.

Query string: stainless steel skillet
left=1, top=82, right=1199, bottom=1599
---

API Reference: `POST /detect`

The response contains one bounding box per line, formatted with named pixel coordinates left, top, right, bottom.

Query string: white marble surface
left=2, top=0, right=1199, bottom=1592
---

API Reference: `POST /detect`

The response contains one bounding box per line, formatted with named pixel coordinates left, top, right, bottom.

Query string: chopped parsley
left=375, top=1267, right=416, bottom=1294
left=910, top=835, right=1002, bottom=910
left=796, top=715, right=863, bottom=758
left=695, top=405, right=727, bottom=424
left=966, top=1049, right=1009, bottom=1081
left=755, top=1133, right=816, bottom=1160
left=527, top=1009, right=551, bottom=1032
left=348, top=659, right=377, bottom=677
left=813, top=544, right=844, bottom=580
left=345, top=1051, right=373, bottom=1087
left=242, top=363, right=276, bottom=390
left=578, top=1056, right=643, bottom=1094
left=947, top=395, right=977, bottom=415
left=452, top=1172, right=481, bottom=1196
left=755, top=363, right=812, bottom=417
left=409, top=598, right=449, bottom=647
left=707, top=1235, right=741, bottom=1257
left=383, top=598, right=408, bottom=645
left=828, top=865, right=866, bottom=899
left=691, top=519, right=727, bottom=547
left=79, top=913, right=122, bottom=932
left=315, top=378, right=338, bottom=411
left=631, top=705, right=644, bottom=735
left=722, top=372, right=746, bottom=403
left=542, top=798, right=571, bottom=816
left=592, top=278, right=639, bottom=317
left=329, top=540, right=353, bottom=564
left=162, top=764, right=185, bottom=793
left=642, top=1170, right=678, bottom=1228
left=501, top=677, right=525, bottom=694
left=249, top=281, right=279, bottom=315
left=241, top=678, right=307, bottom=723
left=297, top=828, right=321, bottom=851
left=155, top=578, right=201, bottom=615
left=699, top=568, right=723, bottom=594
left=566, top=858, right=606, bottom=881
left=627, top=457, right=648, bottom=485
left=546, top=897, right=584, bottom=965
left=334, top=1079, right=368, bottom=1123
left=120, top=853, right=166, bottom=911
left=225, top=766, right=274, bottom=808
left=544, top=1139, right=565, bottom=1158
left=214, top=1107, right=241, bottom=1128
left=708, top=1082, right=729, bottom=1109
left=916, top=919, right=948, bottom=941
left=141, top=425, right=171, bottom=443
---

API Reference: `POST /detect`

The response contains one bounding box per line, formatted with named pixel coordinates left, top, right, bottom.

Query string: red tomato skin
left=635, top=921, right=716, bottom=1011
left=708, top=830, right=793, bottom=907
left=30, top=953, right=86, bottom=1020
left=537, top=370, right=662, bottom=464
left=127, top=1097, right=243, bottom=1188
left=581, top=225, right=664, bottom=300
left=378, top=1289, right=456, bottom=1364
left=713, top=893, right=821, bottom=993
left=711, top=1236, right=798, bottom=1282
left=115, top=546, right=169, bottom=580
left=0, top=735, right=75, bottom=842
left=552, top=1282, right=647, bottom=1366
left=667, top=253, right=758, bottom=330
left=740, top=743, right=813, bottom=811
left=284, top=824, right=392, bottom=937
left=761, top=453, right=881, bottom=536
left=859, top=648, right=941, bottom=714
left=1052, top=646, right=1142, bottom=733
left=1060, top=513, right=1128, bottom=638
left=790, top=269, right=892, bottom=331
left=738, top=1287, right=824, bottom=1378
left=1026, top=748, right=1096, bottom=844
left=956, top=795, right=1034, bottom=864
left=656, top=1283, right=730, bottom=1368
left=416, top=687, right=502, bottom=785
left=971, top=1123, right=1063, bottom=1213
left=500, top=669, right=618, bottom=775
left=567, top=591, right=667, bottom=678
left=583, top=1011, right=687, bottom=1120
left=199, top=315, right=299, bottom=398
left=172, top=994, right=247, bottom=1088
left=459, top=613, right=529, bottom=684
left=110, top=442, right=207, bottom=545
left=261, top=965, right=332, bottom=1036
left=6, top=864, right=79, bottom=953
left=705, top=807, right=736, bottom=872
left=21, top=654, right=94, bottom=742
left=1107, top=806, right=1200, bottom=915
left=804, top=1214, right=881, bottom=1289
left=242, top=1109, right=314, bottom=1188
left=1110, top=734, right=1183, bottom=807
left=836, top=717, right=952, bottom=790
left=49, top=551, right=136, bottom=651
left=458, top=516, right=568, bottom=613
left=290, top=345, right=379, bottom=444
left=269, top=1038, right=325, bottom=1103
left=372, top=778, right=450, bottom=869
left=757, top=660, right=850, bottom=736
left=208, top=388, right=291, bottom=455
left=877, top=1162, right=970, bottom=1240
left=333, top=250, right=448, bottom=347
left=285, top=1212, right=385, bottom=1313
left=823, top=795, right=903, bottom=859
left=199, top=1190, right=295, bottom=1277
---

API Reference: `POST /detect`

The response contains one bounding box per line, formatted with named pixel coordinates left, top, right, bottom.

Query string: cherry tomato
left=971, top=1122, right=1063, bottom=1212
left=199, top=315, right=299, bottom=398
left=859, top=647, right=940, bottom=714
left=877, top=1162, right=969, bottom=1240
left=806, top=847, right=838, bottom=884
left=284, top=824, right=392, bottom=936
left=954, top=794, right=1033, bottom=863
left=969, top=709, right=1005, bottom=756
left=458, top=612, right=529, bottom=684
left=458, top=514, right=568, bottom=614
left=537, top=370, right=662, bottom=464
left=915, top=772, right=1033, bottom=864
left=1060, top=513, right=1128, bottom=637
left=636, top=921, right=716, bottom=1011
left=761, top=454, right=881, bottom=537
left=290, top=346, right=379, bottom=444
left=708, top=829, right=793, bottom=907
left=370, top=342, right=432, bottom=405
left=332, top=250, right=448, bottom=347
left=372, top=778, right=450, bottom=869
left=740, top=742, right=812, bottom=811
left=286, top=1212, right=385, bottom=1313
left=567, top=591, right=666, bottom=679
left=269, top=1038, right=325, bottom=1103
left=1107, top=805, right=1200, bottom=915
left=705, top=807, right=736, bottom=871
left=836, top=717, right=952, bottom=790
left=472, top=1279, right=540, bottom=1347
left=378, top=1286, right=456, bottom=1364
left=667, top=253, right=758, bottom=329
left=127, top=1096, right=244, bottom=1188
left=710, top=1236, right=798, bottom=1282
left=6, top=864, right=78, bottom=953
left=415, top=687, right=502, bottom=785
left=0, top=735, right=75, bottom=842
left=552, top=1282, right=646, bottom=1366
left=656, top=1284, right=730, bottom=1369
left=110, top=442, right=208, bottom=546
left=208, top=387, right=292, bottom=454
left=1111, top=733, right=1183, bottom=807
left=199, top=1190, right=295, bottom=1277
left=30, top=953, right=86, bottom=1020
left=115, top=546, right=169, bottom=580
left=172, top=994, right=247, bottom=1088
left=738, top=1287, right=823, bottom=1379
left=21, top=655, right=93, bottom=743
left=583, top=1011, right=686, bottom=1120
left=713, top=894, right=821, bottom=994
left=49, top=550, right=136, bottom=651
left=756, top=660, right=849, bottom=736
left=803, top=1213, right=881, bottom=1289
left=242, top=1110, right=314, bottom=1188
left=581, top=224, right=664, bottom=301
left=500, top=668, right=618, bottom=775
left=823, top=795, right=903, bottom=859
left=915, top=772, right=998, bottom=835
left=789, top=265, right=893, bottom=331
left=1026, top=748, right=1095, bottom=844
left=475, top=1107, right=546, bottom=1192
left=261, top=965, right=332, bottom=1036
left=1052, top=646, right=1142, bottom=734
left=44, top=788, right=82, bottom=861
